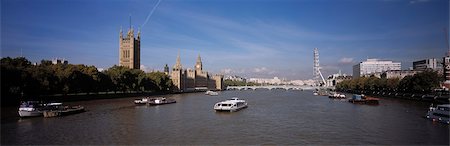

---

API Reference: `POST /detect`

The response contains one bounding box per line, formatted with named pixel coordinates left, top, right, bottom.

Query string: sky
left=2, top=0, right=449, bottom=80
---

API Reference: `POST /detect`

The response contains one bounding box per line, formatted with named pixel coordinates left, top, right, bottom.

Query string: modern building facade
left=443, top=55, right=450, bottom=89
left=171, top=54, right=223, bottom=92
left=353, top=59, right=401, bottom=78
left=413, top=58, right=442, bottom=71
left=119, top=26, right=140, bottom=69
left=381, top=70, right=421, bottom=79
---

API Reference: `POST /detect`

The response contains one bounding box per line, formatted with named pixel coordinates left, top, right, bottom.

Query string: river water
left=1, top=90, right=449, bottom=145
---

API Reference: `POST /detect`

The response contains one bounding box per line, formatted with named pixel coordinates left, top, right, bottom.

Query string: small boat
left=363, top=96, right=380, bottom=105
left=150, top=97, right=176, bottom=105
left=214, top=97, right=248, bottom=112
left=148, top=97, right=176, bottom=105
left=135, top=97, right=176, bottom=105
left=43, top=105, right=85, bottom=118
left=205, top=90, right=219, bottom=96
left=426, top=104, right=450, bottom=124
left=18, top=101, right=63, bottom=117
left=328, top=92, right=346, bottom=99
left=348, top=95, right=379, bottom=105
left=134, top=97, right=154, bottom=104
left=349, top=94, right=365, bottom=104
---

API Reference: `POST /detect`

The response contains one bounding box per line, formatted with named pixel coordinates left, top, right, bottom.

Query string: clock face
left=196, top=64, right=200, bottom=68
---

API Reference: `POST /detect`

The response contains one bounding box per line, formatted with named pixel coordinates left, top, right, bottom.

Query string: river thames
left=1, top=90, right=449, bottom=145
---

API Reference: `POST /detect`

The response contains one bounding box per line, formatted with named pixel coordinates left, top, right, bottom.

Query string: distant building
left=225, top=75, right=246, bottom=82
left=413, top=58, right=443, bottom=71
left=288, top=79, right=315, bottom=86
left=443, top=55, right=450, bottom=89
left=353, top=58, right=401, bottom=78
left=381, top=70, right=421, bottom=79
left=248, top=77, right=286, bottom=85
left=119, top=26, right=140, bottom=69
left=170, top=54, right=223, bottom=92
left=52, top=58, right=68, bottom=65
left=326, top=71, right=352, bottom=86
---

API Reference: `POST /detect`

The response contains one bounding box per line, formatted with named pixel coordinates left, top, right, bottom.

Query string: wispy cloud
left=339, top=57, right=354, bottom=64
left=140, top=64, right=153, bottom=72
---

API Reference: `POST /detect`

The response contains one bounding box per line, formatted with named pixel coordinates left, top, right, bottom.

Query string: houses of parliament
left=119, top=25, right=223, bottom=92
left=167, top=54, right=223, bottom=92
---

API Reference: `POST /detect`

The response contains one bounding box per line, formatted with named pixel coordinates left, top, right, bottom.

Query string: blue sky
left=2, top=0, right=449, bottom=80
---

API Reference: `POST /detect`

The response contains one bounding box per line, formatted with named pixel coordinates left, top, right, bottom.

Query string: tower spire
left=129, top=13, right=131, bottom=30
left=174, top=51, right=182, bottom=70
left=195, top=53, right=202, bottom=71
left=197, top=54, right=201, bottom=63
left=138, top=26, right=141, bottom=39
left=120, top=26, right=123, bottom=38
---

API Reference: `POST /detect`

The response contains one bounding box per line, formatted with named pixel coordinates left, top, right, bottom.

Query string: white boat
left=205, top=90, right=219, bottom=96
left=329, top=93, right=346, bottom=99
left=426, top=104, right=450, bottom=124
left=134, top=97, right=153, bottom=104
left=18, top=101, right=63, bottom=117
left=214, top=97, right=248, bottom=112
left=150, top=97, right=176, bottom=105
left=135, top=97, right=176, bottom=105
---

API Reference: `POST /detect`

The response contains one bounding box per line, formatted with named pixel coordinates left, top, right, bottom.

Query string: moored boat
left=134, top=97, right=155, bottom=104
left=425, top=104, right=450, bottom=124
left=205, top=90, right=219, bottom=96
left=148, top=97, right=176, bottom=105
left=134, top=97, right=176, bottom=105
left=363, top=96, right=380, bottom=105
left=43, top=105, right=85, bottom=118
left=348, top=94, right=379, bottom=105
left=214, top=97, right=248, bottom=112
left=18, top=101, right=62, bottom=117
left=328, top=92, right=346, bottom=99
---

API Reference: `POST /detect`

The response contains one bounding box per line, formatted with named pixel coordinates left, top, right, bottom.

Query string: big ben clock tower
left=195, top=54, right=202, bottom=71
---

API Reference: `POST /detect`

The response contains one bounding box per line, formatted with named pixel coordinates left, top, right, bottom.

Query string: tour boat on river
left=134, top=97, right=154, bottom=104
left=18, top=101, right=63, bottom=117
left=135, top=97, right=176, bottom=105
left=43, top=105, right=85, bottom=118
left=329, top=92, right=346, bottom=99
left=214, top=97, right=248, bottom=112
left=19, top=101, right=84, bottom=118
left=426, top=104, right=450, bottom=124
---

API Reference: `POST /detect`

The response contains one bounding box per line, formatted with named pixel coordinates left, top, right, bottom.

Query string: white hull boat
left=214, top=97, right=247, bottom=112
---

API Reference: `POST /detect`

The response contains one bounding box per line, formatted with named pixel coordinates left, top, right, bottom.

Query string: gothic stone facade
left=171, top=54, right=223, bottom=92
left=119, top=27, right=140, bottom=69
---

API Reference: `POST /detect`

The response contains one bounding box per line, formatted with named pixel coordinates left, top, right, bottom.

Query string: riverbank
left=2, top=91, right=157, bottom=106
left=337, top=90, right=450, bottom=104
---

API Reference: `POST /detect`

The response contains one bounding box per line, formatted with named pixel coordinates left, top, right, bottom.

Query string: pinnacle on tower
left=120, top=26, right=123, bottom=38
left=197, top=54, right=202, bottom=63
left=174, top=52, right=182, bottom=70
left=196, top=54, right=202, bottom=70
left=137, top=27, right=141, bottom=39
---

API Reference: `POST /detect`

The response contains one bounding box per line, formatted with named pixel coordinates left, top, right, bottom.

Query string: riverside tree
left=1, top=57, right=174, bottom=105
